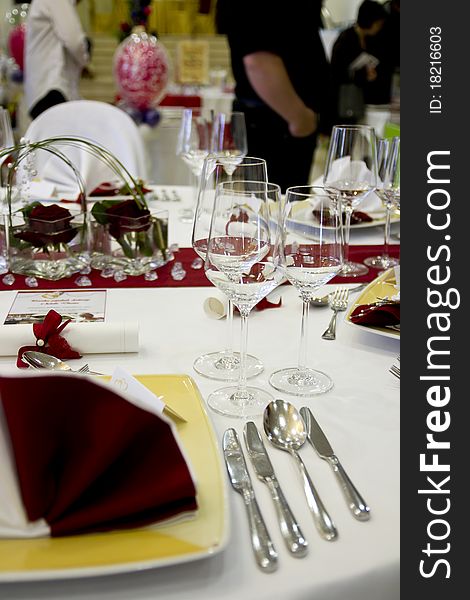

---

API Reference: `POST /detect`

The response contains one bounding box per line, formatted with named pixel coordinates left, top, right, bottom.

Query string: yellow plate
left=0, top=375, right=229, bottom=581
left=345, top=268, right=400, bottom=339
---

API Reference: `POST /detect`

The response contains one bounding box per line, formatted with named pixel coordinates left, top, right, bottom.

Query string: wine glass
left=269, top=186, right=342, bottom=396
left=192, top=156, right=268, bottom=380
left=0, top=108, right=15, bottom=273
left=364, top=137, right=400, bottom=269
left=212, top=111, right=247, bottom=177
left=323, top=125, right=378, bottom=277
left=176, top=108, right=212, bottom=222
left=205, top=180, right=284, bottom=417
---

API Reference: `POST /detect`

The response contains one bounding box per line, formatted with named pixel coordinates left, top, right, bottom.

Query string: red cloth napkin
left=89, top=182, right=152, bottom=197
left=350, top=302, right=400, bottom=327
left=0, top=374, right=197, bottom=537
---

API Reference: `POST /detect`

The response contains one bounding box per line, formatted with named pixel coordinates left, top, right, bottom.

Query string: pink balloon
left=114, top=33, right=169, bottom=111
left=8, top=24, right=25, bottom=72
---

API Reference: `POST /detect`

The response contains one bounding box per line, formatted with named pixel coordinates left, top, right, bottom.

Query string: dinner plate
left=288, top=204, right=400, bottom=238
left=0, top=375, right=229, bottom=581
left=345, top=268, right=400, bottom=339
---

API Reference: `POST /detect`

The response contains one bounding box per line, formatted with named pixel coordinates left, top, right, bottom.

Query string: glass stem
left=237, top=312, right=249, bottom=397
left=226, top=299, right=234, bottom=353
left=342, top=206, right=353, bottom=265
left=297, top=300, right=310, bottom=374
left=383, top=203, right=392, bottom=259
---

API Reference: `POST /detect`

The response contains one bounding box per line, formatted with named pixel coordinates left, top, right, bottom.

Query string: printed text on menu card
left=4, top=290, right=107, bottom=325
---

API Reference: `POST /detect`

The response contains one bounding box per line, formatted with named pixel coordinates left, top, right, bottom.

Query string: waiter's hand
left=289, top=107, right=318, bottom=137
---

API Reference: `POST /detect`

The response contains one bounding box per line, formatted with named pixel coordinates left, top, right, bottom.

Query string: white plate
left=288, top=205, right=399, bottom=238
left=345, top=268, right=400, bottom=339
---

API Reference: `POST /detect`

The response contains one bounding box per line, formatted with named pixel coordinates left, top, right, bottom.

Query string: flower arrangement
left=0, top=136, right=168, bottom=279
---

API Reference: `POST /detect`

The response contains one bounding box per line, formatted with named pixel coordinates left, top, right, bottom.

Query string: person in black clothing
left=330, top=0, right=392, bottom=122
left=216, top=0, right=330, bottom=192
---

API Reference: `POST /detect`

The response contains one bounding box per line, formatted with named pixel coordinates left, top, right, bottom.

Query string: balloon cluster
left=114, top=29, right=169, bottom=128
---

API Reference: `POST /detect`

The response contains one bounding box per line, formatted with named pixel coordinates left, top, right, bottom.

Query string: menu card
left=4, top=290, right=107, bottom=325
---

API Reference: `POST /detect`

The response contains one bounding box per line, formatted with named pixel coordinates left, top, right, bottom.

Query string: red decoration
left=8, top=24, right=25, bottom=71
left=114, top=31, right=169, bottom=111
left=17, top=310, right=82, bottom=368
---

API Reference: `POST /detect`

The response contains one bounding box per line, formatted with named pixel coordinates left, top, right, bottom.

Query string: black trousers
left=29, top=90, right=67, bottom=120
left=233, top=100, right=317, bottom=193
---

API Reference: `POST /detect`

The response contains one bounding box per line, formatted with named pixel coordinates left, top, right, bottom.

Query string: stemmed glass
left=364, top=137, right=400, bottom=269
left=323, top=125, right=378, bottom=277
left=205, top=180, right=284, bottom=417
left=212, top=111, right=247, bottom=177
left=0, top=108, right=15, bottom=273
left=192, top=156, right=268, bottom=380
left=269, top=186, right=343, bottom=396
left=176, top=108, right=213, bottom=222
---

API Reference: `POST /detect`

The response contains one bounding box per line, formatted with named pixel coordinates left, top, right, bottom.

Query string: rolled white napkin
left=203, top=289, right=283, bottom=319
left=0, top=322, right=139, bottom=356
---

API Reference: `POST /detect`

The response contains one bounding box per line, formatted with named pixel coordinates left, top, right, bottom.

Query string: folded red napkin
left=349, top=302, right=400, bottom=327
left=312, top=209, right=373, bottom=225
left=0, top=374, right=197, bottom=537
left=89, top=181, right=152, bottom=197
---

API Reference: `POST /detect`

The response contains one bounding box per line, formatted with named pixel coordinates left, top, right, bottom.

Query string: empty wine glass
left=205, top=180, right=284, bottom=417
left=176, top=108, right=213, bottom=222
left=323, top=125, right=378, bottom=277
left=192, top=156, right=268, bottom=380
left=364, top=136, right=400, bottom=269
left=212, top=111, right=247, bottom=177
left=0, top=108, right=15, bottom=273
left=269, top=186, right=343, bottom=396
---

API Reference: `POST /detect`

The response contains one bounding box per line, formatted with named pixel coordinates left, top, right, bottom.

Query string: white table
left=0, top=187, right=400, bottom=600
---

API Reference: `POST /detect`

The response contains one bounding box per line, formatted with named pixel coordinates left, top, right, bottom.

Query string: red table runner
left=0, top=245, right=399, bottom=292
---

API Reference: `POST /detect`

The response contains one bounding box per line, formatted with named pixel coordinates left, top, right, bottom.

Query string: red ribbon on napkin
left=17, top=309, right=82, bottom=368
left=0, top=374, right=198, bottom=537
left=349, top=302, right=400, bottom=327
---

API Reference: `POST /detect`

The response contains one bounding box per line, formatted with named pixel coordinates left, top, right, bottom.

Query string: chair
left=21, top=100, right=149, bottom=194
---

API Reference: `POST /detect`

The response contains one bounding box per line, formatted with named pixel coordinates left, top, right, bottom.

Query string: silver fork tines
left=321, top=287, right=349, bottom=340
left=389, top=364, right=400, bottom=379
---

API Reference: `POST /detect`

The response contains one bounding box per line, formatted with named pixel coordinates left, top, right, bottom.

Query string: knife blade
left=244, top=422, right=308, bottom=557
left=222, top=428, right=278, bottom=572
left=299, top=407, right=370, bottom=521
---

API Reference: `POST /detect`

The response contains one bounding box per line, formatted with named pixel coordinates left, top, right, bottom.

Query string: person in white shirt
left=24, top=0, right=90, bottom=119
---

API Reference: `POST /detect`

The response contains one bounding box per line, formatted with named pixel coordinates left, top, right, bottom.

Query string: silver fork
left=321, top=288, right=349, bottom=340
left=389, top=364, right=400, bottom=379
left=77, top=364, right=106, bottom=376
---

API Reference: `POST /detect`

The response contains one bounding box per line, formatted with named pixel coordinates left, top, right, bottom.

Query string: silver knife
left=244, top=422, right=308, bottom=557
left=222, top=428, right=278, bottom=572
left=300, top=407, right=370, bottom=521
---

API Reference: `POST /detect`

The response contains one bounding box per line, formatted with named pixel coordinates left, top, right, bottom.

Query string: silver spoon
left=22, top=351, right=104, bottom=376
left=263, top=399, right=338, bottom=541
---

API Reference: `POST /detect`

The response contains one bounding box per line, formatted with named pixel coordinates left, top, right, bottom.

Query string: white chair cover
left=21, top=100, right=149, bottom=194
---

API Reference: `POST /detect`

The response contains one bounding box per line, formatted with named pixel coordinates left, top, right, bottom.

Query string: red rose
left=15, top=204, right=76, bottom=248
left=105, top=200, right=151, bottom=239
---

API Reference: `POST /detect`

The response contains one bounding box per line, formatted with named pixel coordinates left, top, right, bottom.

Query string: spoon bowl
left=23, top=351, right=72, bottom=371
left=263, top=399, right=338, bottom=541
left=263, top=399, right=308, bottom=451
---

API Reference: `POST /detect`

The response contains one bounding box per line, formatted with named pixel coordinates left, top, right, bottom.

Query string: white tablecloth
left=0, top=187, right=400, bottom=599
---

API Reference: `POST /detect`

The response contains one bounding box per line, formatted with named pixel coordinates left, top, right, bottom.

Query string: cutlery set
left=223, top=400, right=370, bottom=572
left=153, top=189, right=181, bottom=202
